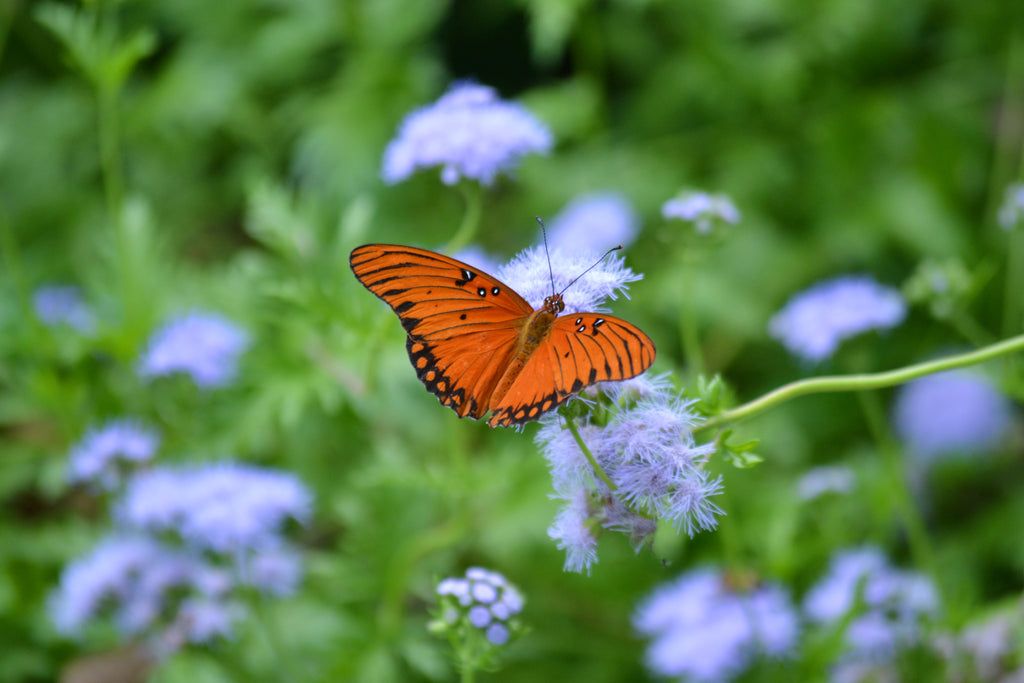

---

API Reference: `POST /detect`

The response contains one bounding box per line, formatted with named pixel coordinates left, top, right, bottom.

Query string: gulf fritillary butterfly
left=350, top=244, right=656, bottom=427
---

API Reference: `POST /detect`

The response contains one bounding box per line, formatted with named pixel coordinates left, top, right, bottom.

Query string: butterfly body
left=350, top=244, right=655, bottom=427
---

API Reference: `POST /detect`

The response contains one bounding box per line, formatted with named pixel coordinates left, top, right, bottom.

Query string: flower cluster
left=497, top=245, right=642, bottom=315
left=804, top=546, right=939, bottom=671
left=893, top=369, right=1012, bottom=462
left=662, top=191, right=741, bottom=234
left=537, top=375, right=720, bottom=573
left=67, top=419, right=160, bottom=490
left=50, top=462, right=311, bottom=656
left=769, top=275, right=907, bottom=362
left=33, top=284, right=95, bottom=333
left=138, top=311, right=250, bottom=389
left=634, top=569, right=799, bottom=682
left=381, top=82, right=552, bottom=186
left=544, top=193, right=640, bottom=253
left=434, top=567, right=525, bottom=648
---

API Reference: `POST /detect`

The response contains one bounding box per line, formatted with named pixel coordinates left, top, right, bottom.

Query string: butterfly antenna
left=558, top=245, right=624, bottom=296
left=537, top=216, right=557, bottom=298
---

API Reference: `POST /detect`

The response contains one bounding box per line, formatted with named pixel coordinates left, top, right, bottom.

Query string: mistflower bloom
left=68, top=419, right=160, bottom=490
left=381, top=82, right=552, bottom=186
left=769, top=276, right=906, bottom=362
left=433, top=567, right=524, bottom=646
left=49, top=535, right=239, bottom=645
left=804, top=546, right=939, bottom=662
left=998, top=182, right=1024, bottom=230
left=537, top=393, right=720, bottom=574
left=893, top=369, right=1013, bottom=461
left=138, top=312, right=250, bottom=389
left=33, top=284, right=95, bottom=333
left=797, top=465, right=856, bottom=501
left=498, top=245, right=642, bottom=314
left=544, top=193, right=640, bottom=253
left=635, top=569, right=799, bottom=682
left=118, top=462, right=312, bottom=555
left=662, top=191, right=741, bottom=234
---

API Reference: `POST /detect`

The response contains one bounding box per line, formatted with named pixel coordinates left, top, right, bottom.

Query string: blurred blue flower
left=118, top=462, right=312, bottom=555
left=998, top=182, right=1024, bottom=230
left=537, top=392, right=720, bottom=573
left=544, top=193, right=640, bottom=253
left=435, top=567, right=524, bottom=646
left=769, top=276, right=906, bottom=362
left=797, top=465, right=856, bottom=501
left=49, top=536, right=233, bottom=639
left=33, top=284, right=95, bottom=333
left=804, top=546, right=939, bottom=663
left=381, top=82, right=552, bottom=186
left=138, top=312, right=250, bottom=388
left=498, top=245, right=642, bottom=314
left=635, top=569, right=799, bottom=682
left=68, top=419, right=160, bottom=490
left=893, top=370, right=1013, bottom=461
left=662, top=191, right=741, bottom=234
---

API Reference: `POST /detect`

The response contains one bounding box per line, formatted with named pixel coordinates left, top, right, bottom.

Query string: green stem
left=564, top=415, right=616, bottom=491
left=855, top=391, right=938, bottom=583
left=697, top=333, right=1024, bottom=434
left=444, top=183, right=483, bottom=255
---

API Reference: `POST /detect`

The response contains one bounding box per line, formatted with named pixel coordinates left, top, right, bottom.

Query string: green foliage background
left=1, top=0, right=1023, bottom=681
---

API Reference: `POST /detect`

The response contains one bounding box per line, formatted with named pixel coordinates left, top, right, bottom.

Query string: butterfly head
left=543, top=294, right=565, bottom=314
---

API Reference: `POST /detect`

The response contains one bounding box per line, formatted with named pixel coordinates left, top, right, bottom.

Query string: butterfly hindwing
left=488, top=313, right=656, bottom=427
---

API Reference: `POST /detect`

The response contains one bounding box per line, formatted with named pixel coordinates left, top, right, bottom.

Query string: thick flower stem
left=696, top=333, right=1024, bottom=434
left=564, top=415, right=617, bottom=491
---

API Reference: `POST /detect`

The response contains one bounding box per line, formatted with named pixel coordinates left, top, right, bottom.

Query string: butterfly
left=350, top=244, right=656, bottom=427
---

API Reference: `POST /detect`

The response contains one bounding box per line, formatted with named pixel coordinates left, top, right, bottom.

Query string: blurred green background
left=1, top=0, right=1023, bottom=680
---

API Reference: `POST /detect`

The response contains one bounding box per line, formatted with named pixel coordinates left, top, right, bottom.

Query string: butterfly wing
left=488, top=313, right=656, bottom=427
left=350, top=244, right=534, bottom=420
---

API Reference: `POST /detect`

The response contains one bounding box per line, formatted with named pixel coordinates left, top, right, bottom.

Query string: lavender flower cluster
left=537, top=375, right=721, bottom=574
left=636, top=546, right=939, bottom=682
left=51, top=462, right=311, bottom=655
left=435, top=567, right=525, bottom=647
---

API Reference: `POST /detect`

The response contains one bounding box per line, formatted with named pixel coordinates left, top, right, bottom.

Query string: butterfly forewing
left=488, top=314, right=656, bottom=427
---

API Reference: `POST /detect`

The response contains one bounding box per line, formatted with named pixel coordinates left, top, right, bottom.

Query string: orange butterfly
left=350, top=244, right=656, bottom=427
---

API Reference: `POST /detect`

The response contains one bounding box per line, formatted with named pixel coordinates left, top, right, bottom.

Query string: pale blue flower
left=662, top=191, right=741, bottom=234
left=797, top=465, right=856, bottom=500
left=538, top=394, right=720, bottom=573
left=434, top=567, right=524, bottom=646
left=635, top=569, right=799, bottom=682
left=49, top=536, right=230, bottom=639
left=769, top=276, right=906, bottom=362
left=544, top=193, right=640, bottom=253
left=382, top=82, right=552, bottom=186
left=804, top=546, right=939, bottom=662
left=118, top=462, right=312, bottom=555
left=68, top=420, right=160, bottom=490
left=33, top=285, right=95, bottom=333
left=998, top=182, right=1024, bottom=230
left=498, top=245, right=642, bottom=314
left=893, top=370, right=1013, bottom=461
left=138, top=312, right=250, bottom=389
left=239, top=548, right=304, bottom=596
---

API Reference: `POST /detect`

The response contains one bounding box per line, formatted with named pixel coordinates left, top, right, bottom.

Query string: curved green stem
left=697, top=333, right=1024, bottom=434
left=564, top=415, right=616, bottom=491
left=444, top=183, right=483, bottom=255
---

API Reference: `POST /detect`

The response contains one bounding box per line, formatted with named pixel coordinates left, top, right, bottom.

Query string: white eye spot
left=491, top=287, right=500, bottom=295
left=477, top=287, right=487, bottom=296
left=577, top=325, right=586, bottom=333
left=575, top=317, right=583, bottom=325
